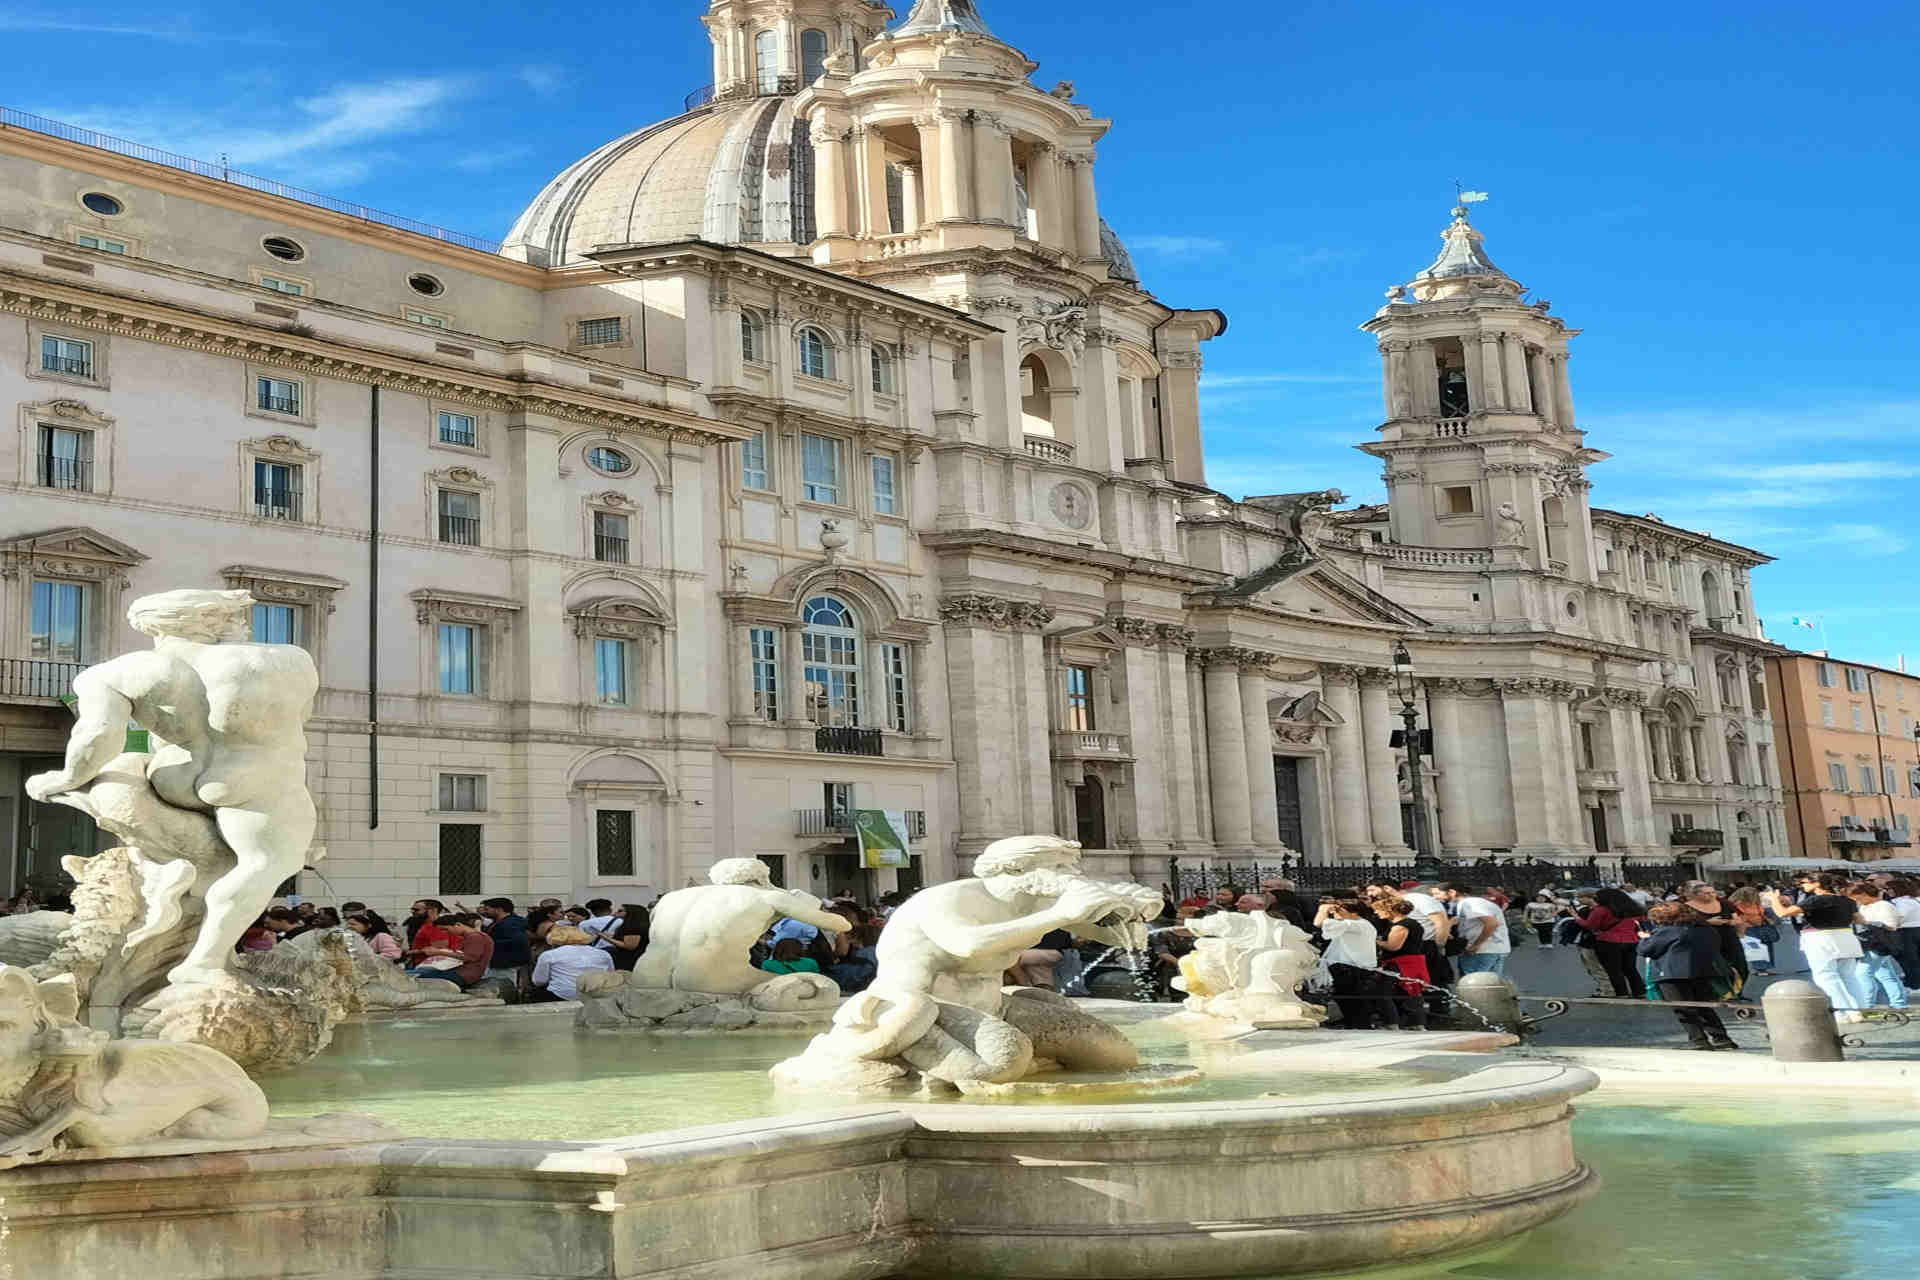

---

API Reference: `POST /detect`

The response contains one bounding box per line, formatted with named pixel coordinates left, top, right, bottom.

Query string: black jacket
left=1635, top=924, right=1721, bottom=981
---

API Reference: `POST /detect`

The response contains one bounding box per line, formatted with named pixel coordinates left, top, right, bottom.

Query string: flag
left=1459, top=190, right=1490, bottom=202
left=1788, top=616, right=1817, bottom=630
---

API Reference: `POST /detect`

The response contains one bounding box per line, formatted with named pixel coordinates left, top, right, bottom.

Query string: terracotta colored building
left=1768, top=652, right=1920, bottom=861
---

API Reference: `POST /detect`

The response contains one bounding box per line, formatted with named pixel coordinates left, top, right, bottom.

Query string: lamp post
left=1392, top=639, right=1443, bottom=880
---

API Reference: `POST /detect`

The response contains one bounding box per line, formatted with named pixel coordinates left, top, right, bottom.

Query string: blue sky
left=7, top=1, right=1919, bottom=662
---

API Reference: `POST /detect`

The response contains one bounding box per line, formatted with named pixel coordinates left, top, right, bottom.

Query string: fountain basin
left=0, top=1059, right=1595, bottom=1279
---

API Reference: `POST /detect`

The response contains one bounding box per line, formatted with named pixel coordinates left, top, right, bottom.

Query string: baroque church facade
left=0, top=0, right=1785, bottom=908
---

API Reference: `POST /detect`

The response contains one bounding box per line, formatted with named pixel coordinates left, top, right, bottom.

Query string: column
left=811, top=123, right=850, bottom=239
left=1358, top=673, right=1407, bottom=853
left=1477, top=332, right=1506, bottom=410
left=1239, top=656, right=1281, bottom=847
left=1528, top=351, right=1554, bottom=425
left=937, top=111, right=969, bottom=222
left=1409, top=341, right=1440, bottom=417
left=940, top=604, right=1016, bottom=855
left=1185, top=655, right=1213, bottom=842
left=1612, top=698, right=1658, bottom=852
left=776, top=16, right=796, bottom=79
left=1459, top=339, right=1485, bottom=415
left=728, top=622, right=753, bottom=720
left=1320, top=668, right=1374, bottom=859
left=1201, top=652, right=1253, bottom=848
left=1069, top=151, right=1102, bottom=261
left=914, top=115, right=946, bottom=225
left=909, top=639, right=934, bottom=740
left=778, top=623, right=805, bottom=724
left=1551, top=691, right=1589, bottom=852
left=1501, top=334, right=1532, bottom=414
left=1552, top=353, right=1576, bottom=431
left=1499, top=681, right=1556, bottom=852
left=971, top=113, right=1013, bottom=225
left=1381, top=340, right=1412, bottom=420
left=1030, top=143, right=1064, bottom=248
left=899, top=164, right=922, bottom=231
left=856, top=127, right=890, bottom=237
left=1429, top=680, right=1476, bottom=856
left=1643, top=713, right=1666, bottom=782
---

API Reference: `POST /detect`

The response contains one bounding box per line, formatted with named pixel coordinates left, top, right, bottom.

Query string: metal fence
left=1, top=105, right=502, bottom=255
left=1170, top=854, right=1700, bottom=901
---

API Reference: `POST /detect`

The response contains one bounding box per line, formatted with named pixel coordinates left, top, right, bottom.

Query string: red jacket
left=1577, top=906, right=1641, bottom=944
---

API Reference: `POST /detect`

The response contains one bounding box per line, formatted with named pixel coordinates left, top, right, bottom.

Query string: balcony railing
left=1381, top=544, right=1493, bottom=568
left=1669, top=827, right=1725, bottom=849
left=253, top=487, right=302, bottom=521
left=259, top=394, right=300, bottom=415
left=1, top=658, right=85, bottom=700
left=1052, top=730, right=1131, bottom=758
left=794, top=809, right=928, bottom=839
left=1022, top=435, right=1075, bottom=464
left=1433, top=417, right=1470, bottom=438
left=37, top=456, right=91, bottom=490
left=593, top=534, right=629, bottom=564
left=439, top=514, right=480, bottom=546
left=41, top=355, right=91, bottom=377
left=683, top=76, right=800, bottom=112
left=815, top=725, right=884, bottom=757
left=439, top=425, right=477, bottom=448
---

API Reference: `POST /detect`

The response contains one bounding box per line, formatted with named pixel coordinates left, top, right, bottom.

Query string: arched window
left=870, top=343, right=896, bottom=395
left=801, top=595, right=860, bottom=725
left=800, top=28, right=829, bottom=83
left=797, top=327, right=835, bottom=380
left=754, top=30, right=779, bottom=93
left=1727, top=734, right=1747, bottom=785
left=1701, top=571, right=1723, bottom=622
left=740, top=310, right=766, bottom=363
left=1541, top=496, right=1566, bottom=562
left=1642, top=550, right=1656, bottom=581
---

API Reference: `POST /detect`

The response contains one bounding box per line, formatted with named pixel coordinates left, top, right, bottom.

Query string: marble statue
left=1249, top=489, right=1350, bottom=566
left=300, top=928, right=480, bottom=1012
left=1164, top=910, right=1325, bottom=1035
left=576, top=857, right=852, bottom=1031
left=771, top=836, right=1165, bottom=1092
left=0, top=966, right=268, bottom=1168
left=26, top=588, right=318, bottom=989
left=1494, top=501, right=1529, bottom=548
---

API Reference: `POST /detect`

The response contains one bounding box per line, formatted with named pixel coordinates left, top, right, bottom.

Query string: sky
left=6, top=1, right=1919, bottom=662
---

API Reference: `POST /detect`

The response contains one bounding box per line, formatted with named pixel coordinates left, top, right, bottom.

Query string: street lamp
left=1391, top=639, right=1443, bottom=880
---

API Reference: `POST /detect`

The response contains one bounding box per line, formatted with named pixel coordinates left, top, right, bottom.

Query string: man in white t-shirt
left=1439, top=883, right=1511, bottom=978
left=580, top=897, right=619, bottom=950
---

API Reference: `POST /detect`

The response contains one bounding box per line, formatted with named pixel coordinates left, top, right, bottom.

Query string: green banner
left=854, top=810, right=911, bottom=869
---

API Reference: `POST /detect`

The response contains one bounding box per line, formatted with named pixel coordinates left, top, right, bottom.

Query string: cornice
left=0, top=266, right=750, bottom=446
left=918, top=528, right=1223, bottom=588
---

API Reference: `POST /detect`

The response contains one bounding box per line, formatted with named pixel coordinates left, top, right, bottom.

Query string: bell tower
left=1359, top=201, right=1606, bottom=578
left=702, top=1, right=892, bottom=100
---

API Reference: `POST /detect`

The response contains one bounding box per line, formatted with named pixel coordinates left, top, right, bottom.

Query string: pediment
left=1216, top=559, right=1427, bottom=629
left=0, top=526, right=148, bottom=566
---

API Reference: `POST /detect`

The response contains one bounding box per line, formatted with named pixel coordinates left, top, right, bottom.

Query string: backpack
left=1858, top=922, right=1903, bottom=957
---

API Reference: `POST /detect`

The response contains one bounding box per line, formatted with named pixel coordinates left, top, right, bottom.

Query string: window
left=741, top=430, right=769, bottom=491
left=1580, top=721, right=1597, bottom=769
left=1442, top=485, right=1475, bottom=515
left=256, top=376, right=301, bottom=416
left=76, top=233, right=126, bottom=253
left=258, top=275, right=305, bottom=296
left=438, top=774, right=487, bottom=812
left=750, top=626, right=780, bottom=721
left=261, top=236, right=306, bottom=262
left=871, top=452, right=898, bottom=516
left=1816, top=662, right=1836, bottom=688
left=1847, top=668, right=1869, bottom=692
left=1064, top=664, right=1095, bottom=731
left=406, top=309, right=447, bottom=328
left=593, top=511, right=630, bottom=563
left=1820, top=698, right=1835, bottom=727
left=1851, top=705, right=1865, bottom=731
left=437, top=824, right=482, bottom=895
left=1643, top=551, right=1657, bottom=582
left=1862, top=766, right=1878, bottom=794
left=577, top=316, right=622, bottom=346
left=250, top=602, right=303, bottom=647
left=1829, top=763, right=1849, bottom=792
left=252, top=459, right=302, bottom=520
left=80, top=191, right=124, bottom=216
left=595, top=637, right=629, bottom=705
left=39, top=335, right=93, bottom=378
left=824, top=781, right=853, bottom=824
left=1669, top=558, right=1683, bottom=590
left=870, top=344, right=896, bottom=395
left=438, top=490, right=480, bottom=545
left=407, top=273, right=445, bottom=297
left=1727, top=741, right=1744, bottom=785
left=881, top=642, right=910, bottom=732
left=797, top=327, right=834, bottom=380
left=585, top=446, right=633, bottom=476
left=437, top=622, right=489, bottom=695
left=29, top=580, right=91, bottom=661
left=802, top=433, right=843, bottom=504
left=801, top=27, right=830, bottom=82
left=1756, top=744, right=1770, bottom=786
left=801, top=595, right=860, bottom=726
left=437, top=411, right=477, bottom=447
left=36, top=424, right=92, bottom=491
left=741, top=311, right=766, bottom=363
left=754, top=29, right=779, bottom=93
left=1886, top=764, right=1899, bottom=797
left=596, top=810, right=636, bottom=877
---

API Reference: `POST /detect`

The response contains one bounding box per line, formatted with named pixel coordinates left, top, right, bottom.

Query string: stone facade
left=0, top=2, right=1787, bottom=910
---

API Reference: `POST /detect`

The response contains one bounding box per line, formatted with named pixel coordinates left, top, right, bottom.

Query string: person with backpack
left=1845, top=882, right=1909, bottom=1012
left=1635, top=903, right=1738, bottom=1050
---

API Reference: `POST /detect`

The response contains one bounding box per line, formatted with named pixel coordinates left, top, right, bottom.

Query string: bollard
left=1762, top=979, right=1844, bottom=1062
left=1453, top=971, right=1524, bottom=1034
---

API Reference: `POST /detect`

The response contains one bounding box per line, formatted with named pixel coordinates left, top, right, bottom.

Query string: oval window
left=1565, top=598, right=1580, bottom=618
left=586, top=446, right=634, bottom=475
left=407, top=272, right=445, bottom=297
left=262, top=235, right=306, bottom=262
left=81, top=191, right=124, bottom=216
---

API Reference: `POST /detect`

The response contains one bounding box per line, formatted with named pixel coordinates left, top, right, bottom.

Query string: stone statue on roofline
left=771, top=835, right=1168, bottom=1093
left=1247, top=489, right=1349, bottom=567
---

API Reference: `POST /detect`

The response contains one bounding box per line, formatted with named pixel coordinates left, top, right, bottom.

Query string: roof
left=893, top=0, right=999, bottom=38
left=1588, top=507, right=1775, bottom=565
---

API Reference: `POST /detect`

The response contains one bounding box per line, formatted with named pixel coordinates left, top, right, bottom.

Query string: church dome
left=502, top=95, right=820, bottom=267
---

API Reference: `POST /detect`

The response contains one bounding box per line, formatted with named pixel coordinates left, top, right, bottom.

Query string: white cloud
left=516, top=66, right=570, bottom=96
left=1131, top=234, right=1230, bottom=256
left=0, top=14, right=284, bottom=42
left=1813, top=523, right=1910, bottom=557
left=1710, top=460, right=1920, bottom=482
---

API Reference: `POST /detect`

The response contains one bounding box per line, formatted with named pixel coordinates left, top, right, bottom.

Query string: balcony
left=41, top=354, right=91, bottom=377
left=438, top=515, right=480, bottom=546
left=1052, top=730, right=1132, bottom=760
left=1670, top=827, right=1725, bottom=849
left=1022, top=435, right=1074, bottom=465
left=1433, top=417, right=1471, bottom=438
left=593, top=534, right=629, bottom=564
left=0, top=658, right=84, bottom=701
left=36, top=456, right=91, bottom=491
left=794, top=809, right=928, bottom=840
left=1381, top=544, right=1493, bottom=569
left=1576, top=768, right=1622, bottom=792
left=258, top=394, right=300, bottom=415
left=815, top=725, right=884, bottom=757
left=253, top=487, right=302, bottom=521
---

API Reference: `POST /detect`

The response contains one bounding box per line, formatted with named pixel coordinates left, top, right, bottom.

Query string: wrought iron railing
left=36, top=456, right=91, bottom=490
left=253, top=486, right=302, bottom=521
left=794, top=809, right=927, bottom=839
left=0, top=105, right=502, bottom=254
left=815, top=725, right=884, bottom=757
left=0, top=658, right=85, bottom=700
left=1171, top=852, right=1701, bottom=900
left=594, top=533, right=629, bottom=564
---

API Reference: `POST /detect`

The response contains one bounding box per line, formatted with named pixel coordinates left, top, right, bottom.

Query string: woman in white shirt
left=1314, top=899, right=1394, bottom=1030
left=1889, top=878, right=1920, bottom=990
left=530, top=925, right=615, bottom=1002
left=1846, top=883, right=1909, bottom=1011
